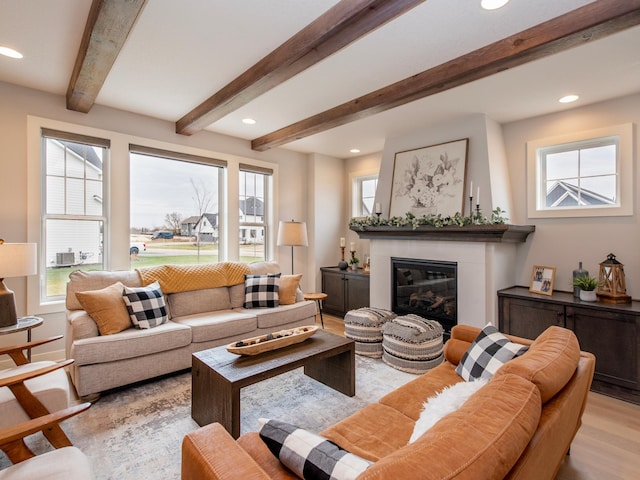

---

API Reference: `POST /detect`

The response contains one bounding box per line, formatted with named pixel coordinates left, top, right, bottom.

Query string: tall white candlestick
left=340, top=237, right=345, bottom=248
left=469, top=181, right=473, bottom=197
left=476, top=187, right=480, bottom=206
left=375, top=202, right=381, bottom=214
left=350, top=242, right=356, bottom=252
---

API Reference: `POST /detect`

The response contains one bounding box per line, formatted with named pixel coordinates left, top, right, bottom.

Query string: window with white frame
left=527, top=124, right=633, bottom=218
left=129, top=145, right=225, bottom=267
left=41, top=129, right=109, bottom=301
left=239, top=164, right=272, bottom=262
left=352, top=174, right=378, bottom=217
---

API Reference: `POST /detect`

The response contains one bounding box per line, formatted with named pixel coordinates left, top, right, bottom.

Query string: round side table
left=303, top=293, right=328, bottom=329
left=0, top=316, right=43, bottom=361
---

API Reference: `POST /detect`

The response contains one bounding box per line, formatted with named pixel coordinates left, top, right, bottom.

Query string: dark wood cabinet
left=321, top=267, right=370, bottom=317
left=498, top=286, right=640, bottom=404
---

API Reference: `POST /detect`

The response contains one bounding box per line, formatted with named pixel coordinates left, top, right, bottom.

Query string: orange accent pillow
left=76, top=281, right=132, bottom=335
left=279, top=274, right=302, bottom=305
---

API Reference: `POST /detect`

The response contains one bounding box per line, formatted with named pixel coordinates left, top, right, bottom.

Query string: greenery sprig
left=350, top=207, right=509, bottom=230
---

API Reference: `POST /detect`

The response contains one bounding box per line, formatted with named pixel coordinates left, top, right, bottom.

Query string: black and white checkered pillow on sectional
left=243, top=273, right=280, bottom=308
left=122, top=281, right=168, bottom=329
left=455, top=324, right=529, bottom=381
left=258, top=418, right=371, bottom=480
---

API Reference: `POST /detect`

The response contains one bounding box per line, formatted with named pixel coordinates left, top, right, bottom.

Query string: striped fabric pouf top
left=381, top=314, right=444, bottom=374
left=344, top=308, right=396, bottom=358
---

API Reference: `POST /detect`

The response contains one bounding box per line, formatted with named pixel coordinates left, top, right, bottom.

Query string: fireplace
left=391, top=257, right=457, bottom=334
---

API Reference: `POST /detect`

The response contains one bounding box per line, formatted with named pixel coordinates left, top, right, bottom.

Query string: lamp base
left=0, top=280, right=18, bottom=328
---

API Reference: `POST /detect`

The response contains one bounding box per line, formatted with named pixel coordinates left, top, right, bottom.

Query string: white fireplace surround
left=369, top=239, right=518, bottom=329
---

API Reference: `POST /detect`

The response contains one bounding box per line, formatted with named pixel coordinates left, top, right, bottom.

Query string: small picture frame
left=529, top=265, right=556, bottom=296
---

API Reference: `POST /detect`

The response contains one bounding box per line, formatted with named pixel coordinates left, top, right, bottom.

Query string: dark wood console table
left=498, top=286, right=640, bottom=404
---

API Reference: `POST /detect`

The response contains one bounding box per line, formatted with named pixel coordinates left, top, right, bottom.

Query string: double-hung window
left=239, top=164, right=272, bottom=262
left=41, top=129, right=109, bottom=301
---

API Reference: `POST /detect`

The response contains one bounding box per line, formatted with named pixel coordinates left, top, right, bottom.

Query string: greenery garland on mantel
left=350, top=207, right=509, bottom=229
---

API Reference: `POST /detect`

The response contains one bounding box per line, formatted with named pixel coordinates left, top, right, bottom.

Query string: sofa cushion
left=69, top=320, right=191, bottom=365
left=493, top=325, right=580, bottom=403
left=66, top=269, right=141, bottom=310
left=258, top=419, right=372, bottom=480
left=166, top=287, right=232, bottom=318
left=0, top=446, right=93, bottom=480
left=408, top=378, right=488, bottom=443
left=123, top=281, right=169, bottom=329
left=320, top=403, right=416, bottom=462
left=244, top=274, right=281, bottom=308
left=456, top=324, right=528, bottom=381
left=358, top=373, right=541, bottom=480
left=279, top=274, right=302, bottom=305
left=171, top=310, right=257, bottom=343
left=380, top=360, right=464, bottom=421
left=249, top=301, right=317, bottom=330
left=75, top=281, right=132, bottom=335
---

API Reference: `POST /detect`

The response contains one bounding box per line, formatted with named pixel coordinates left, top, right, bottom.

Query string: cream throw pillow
left=279, top=274, right=302, bottom=305
left=76, top=281, right=132, bottom=335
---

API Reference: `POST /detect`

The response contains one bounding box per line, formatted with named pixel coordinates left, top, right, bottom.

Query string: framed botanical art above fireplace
left=389, top=138, right=468, bottom=218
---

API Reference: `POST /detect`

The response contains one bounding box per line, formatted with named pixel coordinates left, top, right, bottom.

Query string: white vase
left=579, top=290, right=597, bottom=302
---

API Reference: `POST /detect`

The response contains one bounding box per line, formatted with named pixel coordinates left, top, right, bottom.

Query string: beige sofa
left=65, top=262, right=317, bottom=398
left=182, top=325, right=595, bottom=480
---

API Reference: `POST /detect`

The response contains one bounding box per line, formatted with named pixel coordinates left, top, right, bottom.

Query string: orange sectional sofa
left=181, top=325, right=595, bottom=480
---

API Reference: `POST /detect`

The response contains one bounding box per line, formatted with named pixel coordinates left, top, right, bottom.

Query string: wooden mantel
left=349, top=224, right=535, bottom=243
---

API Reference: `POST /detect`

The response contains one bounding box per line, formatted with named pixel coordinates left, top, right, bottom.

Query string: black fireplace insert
left=391, top=257, right=457, bottom=334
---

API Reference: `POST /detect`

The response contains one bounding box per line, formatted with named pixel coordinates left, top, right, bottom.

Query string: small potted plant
left=349, top=256, right=360, bottom=271
left=573, top=275, right=599, bottom=301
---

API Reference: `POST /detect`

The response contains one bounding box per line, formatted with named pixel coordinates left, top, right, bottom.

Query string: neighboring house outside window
left=527, top=124, right=633, bottom=218
left=239, top=165, right=272, bottom=262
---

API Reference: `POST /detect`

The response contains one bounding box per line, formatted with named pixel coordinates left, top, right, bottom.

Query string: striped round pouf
left=343, top=308, right=397, bottom=358
left=381, top=314, right=444, bottom=374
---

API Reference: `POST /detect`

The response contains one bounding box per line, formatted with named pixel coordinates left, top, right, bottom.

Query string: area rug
left=1, top=356, right=416, bottom=479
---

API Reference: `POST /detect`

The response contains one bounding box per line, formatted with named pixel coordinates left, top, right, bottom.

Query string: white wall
left=0, top=81, right=313, bottom=359
left=502, top=93, right=640, bottom=294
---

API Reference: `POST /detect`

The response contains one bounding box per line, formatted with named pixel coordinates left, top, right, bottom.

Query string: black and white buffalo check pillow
left=122, top=281, right=168, bottom=329
left=455, top=324, right=529, bottom=381
left=258, top=418, right=371, bottom=480
left=244, top=273, right=281, bottom=308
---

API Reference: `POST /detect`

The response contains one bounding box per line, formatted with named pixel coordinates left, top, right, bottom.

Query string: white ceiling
left=1, top=0, right=639, bottom=158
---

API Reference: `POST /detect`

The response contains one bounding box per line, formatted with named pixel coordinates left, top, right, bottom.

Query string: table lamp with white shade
left=0, top=240, right=37, bottom=327
left=276, top=221, right=308, bottom=274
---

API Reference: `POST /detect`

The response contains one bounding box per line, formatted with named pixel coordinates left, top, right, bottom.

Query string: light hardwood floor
left=313, top=313, right=640, bottom=479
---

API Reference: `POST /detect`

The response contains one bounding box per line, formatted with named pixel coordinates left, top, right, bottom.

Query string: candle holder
left=474, top=204, right=482, bottom=223
left=469, top=195, right=473, bottom=218
left=375, top=212, right=381, bottom=221
left=338, top=246, right=348, bottom=270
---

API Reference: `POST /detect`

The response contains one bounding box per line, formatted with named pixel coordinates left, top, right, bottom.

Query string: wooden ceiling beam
left=252, top=0, right=640, bottom=152
left=175, top=0, right=427, bottom=136
left=66, top=0, right=147, bottom=113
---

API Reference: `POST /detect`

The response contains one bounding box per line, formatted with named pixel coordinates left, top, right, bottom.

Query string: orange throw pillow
left=76, top=281, right=132, bottom=335
left=279, top=274, right=302, bottom=305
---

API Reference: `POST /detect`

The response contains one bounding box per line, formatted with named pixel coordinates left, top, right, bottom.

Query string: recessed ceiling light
left=242, top=118, right=256, bottom=125
left=481, top=0, right=510, bottom=10
left=559, top=94, right=579, bottom=104
left=0, top=46, right=23, bottom=59
left=350, top=148, right=361, bottom=154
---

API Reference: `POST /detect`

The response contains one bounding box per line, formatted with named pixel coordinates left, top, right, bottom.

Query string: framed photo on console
left=529, top=265, right=556, bottom=296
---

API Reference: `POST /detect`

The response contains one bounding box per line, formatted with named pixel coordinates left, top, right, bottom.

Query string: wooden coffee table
left=191, top=330, right=355, bottom=438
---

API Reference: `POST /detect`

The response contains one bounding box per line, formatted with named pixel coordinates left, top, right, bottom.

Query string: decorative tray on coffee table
left=226, top=325, right=320, bottom=356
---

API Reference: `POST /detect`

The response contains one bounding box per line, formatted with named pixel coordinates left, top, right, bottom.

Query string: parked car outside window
left=152, top=231, right=174, bottom=239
